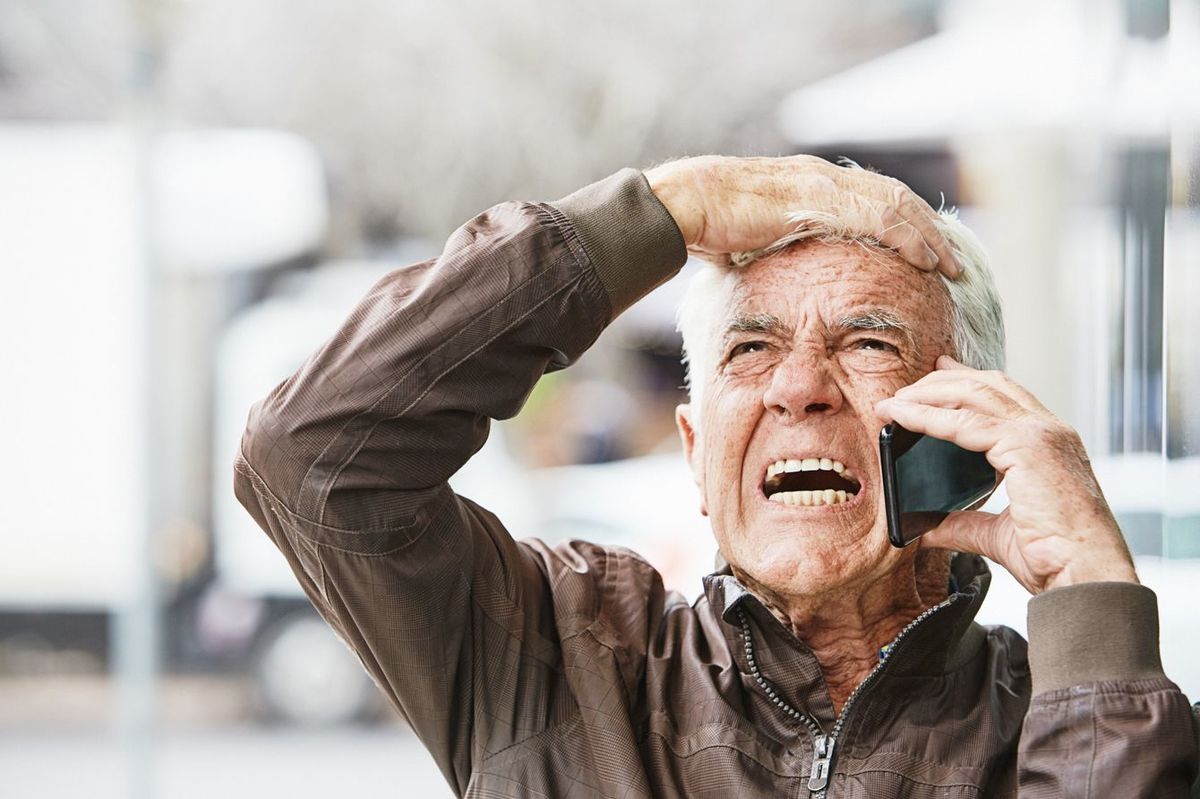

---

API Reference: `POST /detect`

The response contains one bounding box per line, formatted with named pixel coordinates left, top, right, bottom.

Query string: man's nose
left=762, top=348, right=844, bottom=419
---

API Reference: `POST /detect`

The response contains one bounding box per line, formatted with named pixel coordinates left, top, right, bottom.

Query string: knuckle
left=892, top=183, right=924, bottom=211
left=959, top=408, right=982, bottom=427
left=813, top=173, right=838, bottom=192
left=1026, top=418, right=1071, bottom=446
left=980, top=385, right=1007, bottom=406
left=1059, top=424, right=1085, bottom=450
left=801, top=171, right=838, bottom=197
left=982, top=369, right=1006, bottom=383
left=877, top=204, right=902, bottom=227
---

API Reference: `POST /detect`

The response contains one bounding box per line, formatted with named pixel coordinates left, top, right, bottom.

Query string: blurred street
left=0, top=677, right=454, bottom=799
left=2, top=728, right=453, bottom=799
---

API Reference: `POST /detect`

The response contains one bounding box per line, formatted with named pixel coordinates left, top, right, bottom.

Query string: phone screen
left=879, top=423, right=997, bottom=548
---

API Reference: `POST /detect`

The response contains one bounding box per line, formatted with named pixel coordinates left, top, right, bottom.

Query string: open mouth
left=761, top=457, right=863, bottom=506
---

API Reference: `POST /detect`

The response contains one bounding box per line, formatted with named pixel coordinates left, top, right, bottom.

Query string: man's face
left=675, top=240, right=955, bottom=597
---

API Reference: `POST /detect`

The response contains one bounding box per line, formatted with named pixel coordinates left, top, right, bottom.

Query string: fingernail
left=924, top=246, right=938, bottom=270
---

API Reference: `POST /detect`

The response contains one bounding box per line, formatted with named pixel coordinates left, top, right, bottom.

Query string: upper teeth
left=765, top=458, right=851, bottom=480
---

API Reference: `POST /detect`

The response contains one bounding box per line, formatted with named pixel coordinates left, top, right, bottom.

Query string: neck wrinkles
left=725, top=551, right=954, bottom=714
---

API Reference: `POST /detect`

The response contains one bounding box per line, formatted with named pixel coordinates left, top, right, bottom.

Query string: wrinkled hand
left=644, top=154, right=961, bottom=277
left=874, top=356, right=1138, bottom=595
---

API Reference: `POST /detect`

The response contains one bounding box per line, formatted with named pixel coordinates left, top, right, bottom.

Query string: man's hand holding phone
left=878, top=422, right=997, bottom=549
left=874, top=355, right=1139, bottom=596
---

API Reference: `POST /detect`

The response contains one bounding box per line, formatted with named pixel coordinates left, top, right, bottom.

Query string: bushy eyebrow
left=722, top=311, right=790, bottom=340
left=717, top=307, right=916, bottom=357
left=833, top=308, right=916, bottom=351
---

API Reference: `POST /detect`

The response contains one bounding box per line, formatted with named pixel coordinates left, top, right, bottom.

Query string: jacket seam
left=536, top=201, right=616, bottom=325
left=643, top=730, right=801, bottom=778
left=836, top=767, right=980, bottom=789
left=1030, top=677, right=1182, bottom=705
left=297, top=202, right=604, bottom=522
left=236, top=449, right=433, bottom=548
left=477, top=710, right=584, bottom=767
left=311, top=257, right=597, bottom=522
left=842, top=746, right=993, bottom=778
left=1087, top=691, right=1097, bottom=798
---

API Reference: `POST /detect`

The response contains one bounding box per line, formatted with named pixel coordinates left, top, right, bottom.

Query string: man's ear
left=674, top=403, right=707, bottom=517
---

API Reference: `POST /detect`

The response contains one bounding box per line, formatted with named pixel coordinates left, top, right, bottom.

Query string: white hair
left=675, top=209, right=1006, bottom=408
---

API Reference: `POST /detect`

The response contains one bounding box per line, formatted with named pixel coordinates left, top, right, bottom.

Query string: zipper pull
left=808, top=734, right=836, bottom=792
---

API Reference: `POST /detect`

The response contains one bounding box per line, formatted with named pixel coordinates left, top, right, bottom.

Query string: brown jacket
left=233, top=168, right=1199, bottom=797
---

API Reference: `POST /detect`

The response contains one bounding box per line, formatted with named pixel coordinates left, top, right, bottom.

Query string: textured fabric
left=1026, top=580, right=1166, bottom=695
left=233, top=168, right=1200, bottom=797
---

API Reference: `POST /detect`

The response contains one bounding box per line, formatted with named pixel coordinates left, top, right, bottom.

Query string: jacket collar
left=701, top=553, right=994, bottom=725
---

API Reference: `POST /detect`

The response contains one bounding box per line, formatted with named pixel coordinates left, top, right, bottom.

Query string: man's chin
left=728, top=525, right=893, bottom=597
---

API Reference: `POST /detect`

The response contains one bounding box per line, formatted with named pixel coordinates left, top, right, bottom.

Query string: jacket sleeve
left=1018, top=581, right=1200, bottom=797
left=231, top=168, right=686, bottom=794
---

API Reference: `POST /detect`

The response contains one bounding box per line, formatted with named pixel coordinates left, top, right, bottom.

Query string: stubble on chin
left=728, top=534, right=856, bottom=605
left=726, top=527, right=938, bottom=624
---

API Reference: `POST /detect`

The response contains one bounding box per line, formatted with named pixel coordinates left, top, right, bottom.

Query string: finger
left=872, top=202, right=940, bottom=272
left=832, top=167, right=952, bottom=272
left=920, top=510, right=1002, bottom=561
left=891, top=379, right=1026, bottom=419
left=909, top=360, right=1041, bottom=413
left=886, top=183, right=962, bottom=279
left=847, top=173, right=960, bottom=277
left=822, top=188, right=937, bottom=272
left=826, top=191, right=936, bottom=273
left=923, top=357, right=1048, bottom=415
left=874, top=398, right=1004, bottom=454
left=895, top=367, right=1029, bottom=413
left=935, top=354, right=970, bottom=371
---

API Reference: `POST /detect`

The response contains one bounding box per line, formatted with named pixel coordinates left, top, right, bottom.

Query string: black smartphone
left=878, top=422, right=997, bottom=548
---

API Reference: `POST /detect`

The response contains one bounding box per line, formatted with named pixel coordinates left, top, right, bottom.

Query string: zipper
left=737, top=593, right=959, bottom=798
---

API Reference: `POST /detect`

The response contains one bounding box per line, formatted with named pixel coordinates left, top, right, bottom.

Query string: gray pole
left=114, top=1, right=164, bottom=797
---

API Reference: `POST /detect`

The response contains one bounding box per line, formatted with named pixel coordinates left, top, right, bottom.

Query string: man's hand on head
left=874, top=356, right=1139, bottom=595
left=643, top=155, right=962, bottom=278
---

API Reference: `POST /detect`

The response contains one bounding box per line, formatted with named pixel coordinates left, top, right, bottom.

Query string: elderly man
left=233, top=157, right=1198, bottom=797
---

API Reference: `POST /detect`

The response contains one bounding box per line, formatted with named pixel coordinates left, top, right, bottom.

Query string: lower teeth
left=768, top=489, right=851, bottom=506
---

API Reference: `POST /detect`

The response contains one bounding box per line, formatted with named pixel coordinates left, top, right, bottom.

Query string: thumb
left=935, top=354, right=971, bottom=371
left=920, top=510, right=1001, bottom=560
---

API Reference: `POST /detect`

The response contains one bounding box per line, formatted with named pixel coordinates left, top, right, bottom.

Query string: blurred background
left=2, top=0, right=1197, bottom=796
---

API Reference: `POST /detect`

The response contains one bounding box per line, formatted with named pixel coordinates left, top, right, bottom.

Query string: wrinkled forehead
left=722, top=240, right=951, bottom=332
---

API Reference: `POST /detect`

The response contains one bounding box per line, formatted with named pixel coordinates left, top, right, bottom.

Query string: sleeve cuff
left=1027, top=581, right=1165, bottom=695
left=551, top=168, right=688, bottom=319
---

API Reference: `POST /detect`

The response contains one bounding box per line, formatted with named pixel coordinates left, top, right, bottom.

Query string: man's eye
left=729, top=340, right=767, bottom=358
left=854, top=338, right=899, bottom=354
